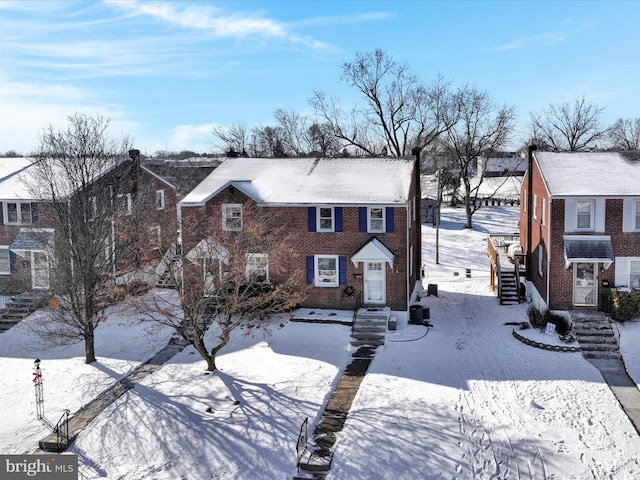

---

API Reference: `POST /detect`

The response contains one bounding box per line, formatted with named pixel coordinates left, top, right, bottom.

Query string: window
left=533, top=194, right=537, bottom=220
left=541, top=198, right=546, bottom=225
left=631, top=260, right=640, bottom=289
left=222, top=204, right=242, bottom=231
left=576, top=200, right=594, bottom=230
left=156, top=190, right=165, bottom=210
left=315, top=255, right=338, bottom=287
left=636, top=200, right=640, bottom=230
left=318, top=207, right=334, bottom=232
left=0, top=247, right=10, bottom=274
left=4, top=202, right=32, bottom=225
left=246, top=253, right=268, bottom=283
left=116, top=194, right=132, bottom=216
left=368, top=207, right=385, bottom=232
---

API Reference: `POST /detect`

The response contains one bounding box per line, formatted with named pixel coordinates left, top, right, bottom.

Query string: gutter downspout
left=526, top=145, right=537, bottom=283
left=412, top=147, right=422, bottom=310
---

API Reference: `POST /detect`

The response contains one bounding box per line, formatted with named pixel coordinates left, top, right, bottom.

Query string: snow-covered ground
left=1, top=206, right=639, bottom=479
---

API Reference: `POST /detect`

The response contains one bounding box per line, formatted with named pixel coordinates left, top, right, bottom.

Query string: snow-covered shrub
left=527, top=305, right=546, bottom=329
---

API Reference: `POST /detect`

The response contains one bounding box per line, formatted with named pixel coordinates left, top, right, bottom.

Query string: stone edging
left=512, top=329, right=582, bottom=353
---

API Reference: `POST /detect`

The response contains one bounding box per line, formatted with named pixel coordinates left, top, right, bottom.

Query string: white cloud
left=104, top=0, right=332, bottom=51
left=494, top=32, right=567, bottom=52
left=166, top=123, right=219, bottom=153
left=0, top=78, right=136, bottom=154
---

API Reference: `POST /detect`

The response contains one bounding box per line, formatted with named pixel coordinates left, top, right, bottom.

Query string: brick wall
left=181, top=184, right=414, bottom=311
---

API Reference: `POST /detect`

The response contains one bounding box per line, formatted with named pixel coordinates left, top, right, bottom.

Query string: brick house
left=520, top=150, right=640, bottom=311
left=179, top=157, right=421, bottom=313
left=0, top=157, right=178, bottom=294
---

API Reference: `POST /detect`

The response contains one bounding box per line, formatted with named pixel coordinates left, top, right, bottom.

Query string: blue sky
left=1, top=0, right=639, bottom=155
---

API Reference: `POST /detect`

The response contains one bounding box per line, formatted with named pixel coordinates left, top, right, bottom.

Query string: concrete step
left=583, top=351, right=623, bottom=360
left=580, top=343, right=619, bottom=352
left=576, top=335, right=617, bottom=344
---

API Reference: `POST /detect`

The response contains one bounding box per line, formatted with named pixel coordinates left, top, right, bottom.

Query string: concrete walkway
left=38, top=334, right=191, bottom=451
left=295, top=345, right=378, bottom=478
left=587, top=358, right=640, bottom=436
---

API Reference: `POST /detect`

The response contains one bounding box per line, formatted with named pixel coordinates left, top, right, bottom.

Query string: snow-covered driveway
left=331, top=277, right=640, bottom=479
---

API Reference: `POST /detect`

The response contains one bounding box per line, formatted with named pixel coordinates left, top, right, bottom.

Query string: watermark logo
left=0, top=455, right=77, bottom=479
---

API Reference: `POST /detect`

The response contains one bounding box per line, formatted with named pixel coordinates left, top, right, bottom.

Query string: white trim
left=575, top=199, right=595, bottom=231
left=222, top=203, right=243, bottom=231
left=364, top=261, right=386, bottom=304
left=314, top=255, right=338, bottom=287
left=245, top=253, right=269, bottom=283
left=3, top=201, right=32, bottom=225
left=317, top=207, right=335, bottom=232
left=367, top=206, right=385, bottom=233
left=155, top=190, right=165, bottom=210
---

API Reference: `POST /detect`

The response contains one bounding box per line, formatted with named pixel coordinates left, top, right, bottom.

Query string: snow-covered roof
left=0, top=159, right=35, bottom=200
left=535, top=151, right=640, bottom=197
left=0, top=158, right=33, bottom=182
left=180, top=157, right=415, bottom=206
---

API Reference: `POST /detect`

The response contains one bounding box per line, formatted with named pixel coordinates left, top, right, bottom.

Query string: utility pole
left=436, top=168, right=442, bottom=264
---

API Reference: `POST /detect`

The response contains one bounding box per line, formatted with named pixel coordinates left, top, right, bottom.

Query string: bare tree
left=529, top=96, right=608, bottom=151
left=26, top=113, right=141, bottom=364
left=439, top=86, right=516, bottom=228
left=212, top=123, right=250, bottom=155
left=608, top=117, right=640, bottom=150
left=273, top=108, right=313, bottom=156
left=309, top=50, right=456, bottom=156
left=307, top=122, right=340, bottom=156
left=132, top=207, right=305, bottom=372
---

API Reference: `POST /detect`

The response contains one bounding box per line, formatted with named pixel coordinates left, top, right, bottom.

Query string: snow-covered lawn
left=1, top=206, right=639, bottom=479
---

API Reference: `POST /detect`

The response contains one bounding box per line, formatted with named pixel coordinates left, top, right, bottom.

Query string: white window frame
left=3, top=201, right=32, bottom=225
left=636, top=199, right=640, bottom=231
left=317, top=207, right=335, bottom=232
left=315, top=255, right=338, bottom=287
left=533, top=194, right=537, bottom=220
left=117, top=193, right=132, bottom=216
left=576, top=199, right=594, bottom=231
left=0, top=246, right=10, bottom=275
left=630, top=259, right=640, bottom=289
left=368, top=207, right=385, bottom=233
left=246, top=253, right=269, bottom=283
left=523, top=189, right=527, bottom=212
left=541, top=198, right=546, bottom=226
left=222, top=204, right=243, bottom=231
left=156, top=190, right=165, bottom=210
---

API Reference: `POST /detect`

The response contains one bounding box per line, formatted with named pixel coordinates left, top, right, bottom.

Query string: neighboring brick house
left=179, top=157, right=421, bottom=312
left=0, top=157, right=178, bottom=294
left=520, top=150, right=640, bottom=311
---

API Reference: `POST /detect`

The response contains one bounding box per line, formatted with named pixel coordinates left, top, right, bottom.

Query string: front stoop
left=571, top=312, right=622, bottom=360
left=351, top=307, right=390, bottom=348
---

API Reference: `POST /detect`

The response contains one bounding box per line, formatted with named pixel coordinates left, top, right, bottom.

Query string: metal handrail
left=296, top=417, right=309, bottom=471
left=54, top=409, right=70, bottom=453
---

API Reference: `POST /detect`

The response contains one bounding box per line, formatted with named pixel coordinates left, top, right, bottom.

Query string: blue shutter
left=306, top=256, right=314, bottom=285
left=335, top=207, right=343, bottom=232
left=358, top=207, right=367, bottom=232
left=386, top=208, right=394, bottom=233
left=31, top=203, right=38, bottom=224
left=308, top=207, right=316, bottom=232
left=10, top=251, right=16, bottom=274
left=339, top=256, right=347, bottom=285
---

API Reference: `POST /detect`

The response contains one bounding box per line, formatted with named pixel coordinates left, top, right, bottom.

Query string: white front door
left=573, top=262, right=596, bottom=306
left=364, top=261, right=385, bottom=304
left=31, top=251, right=50, bottom=289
